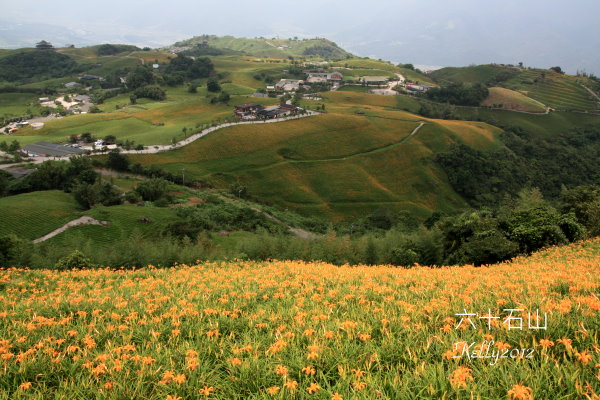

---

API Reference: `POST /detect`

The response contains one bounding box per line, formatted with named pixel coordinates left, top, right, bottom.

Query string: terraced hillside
left=430, top=64, right=599, bottom=112
left=502, top=69, right=599, bottom=111
left=0, top=190, right=81, bottom=240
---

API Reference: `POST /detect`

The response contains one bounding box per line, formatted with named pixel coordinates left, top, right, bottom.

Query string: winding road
left=0, top=111, right=320, bottom=169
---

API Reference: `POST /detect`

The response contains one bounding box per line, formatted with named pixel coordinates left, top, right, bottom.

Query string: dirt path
left=582, top=84, right=600, bottom=102
left=33, top=216, right=109, bottom=244
left=257, top=209, right=318, bottom=239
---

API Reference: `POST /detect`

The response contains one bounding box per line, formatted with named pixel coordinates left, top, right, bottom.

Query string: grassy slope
left=0, top=190, right=81, bottom=240
left=0, top=92, right=44, bottom=119
left=454, top=107, right=600, bottom=138
left=43, top=204, right=176, bottom=249
left=481, top=87, right=547, bottom=112
left=429, top=64, right=518, bottom=85
left=8, top=56, right=293, bottom=145
left=5, top=55, right=432, bottom=147
left=173, top=36, right=352, bottom=60
left=128, top=93, right=502, bottom=220
left=332, top=58, right=436, bottom=85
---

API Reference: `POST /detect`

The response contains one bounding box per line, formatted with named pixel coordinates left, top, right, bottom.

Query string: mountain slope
left=431, top=64, right=600, bottom=112
left=171, top=35, right=353, bottom=60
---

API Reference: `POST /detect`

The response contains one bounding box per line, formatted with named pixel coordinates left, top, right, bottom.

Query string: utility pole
left=181, top=168, right=185, bottom=186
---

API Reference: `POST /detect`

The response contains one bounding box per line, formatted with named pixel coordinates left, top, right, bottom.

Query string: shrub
left=55, top=250, right=92, bottom=270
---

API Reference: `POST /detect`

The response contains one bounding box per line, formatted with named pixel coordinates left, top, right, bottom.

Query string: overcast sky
left=1, top=0, right=599, bottom=74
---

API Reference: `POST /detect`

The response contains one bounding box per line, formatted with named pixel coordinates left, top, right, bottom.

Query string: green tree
left=72, top=182, right=99, bottom=209
left=134, top=85, right=166, bottom=100
left=560, top=185, right=600, bottom=236
left=55, top=250, right=92, bottom=270
left=0, top=234, right=32, bottom=266
left=103, top=135, right=117, bottom=144
left=8, top=140, right=20, bottom=153
left=207, top=78, right=221, bottom=92
left=135, top=178, right=170, bottom=201
left=126, top=66, right=154, bottom=90
left=504, top=207, right=573, bottom=253
left=106, top=150, right=130, bottom=171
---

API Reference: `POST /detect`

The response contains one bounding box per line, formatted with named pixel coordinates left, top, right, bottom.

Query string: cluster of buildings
left=256, top=71, right=344, bottom=96
left=39, top=95, right=92, bottom=114
left=234, top=103, right=300, bottom=120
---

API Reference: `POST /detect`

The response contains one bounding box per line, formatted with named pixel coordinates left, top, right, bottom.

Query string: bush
left=0, top=234, right=32, bottom=266
left=206, top=78, right=221, bottom=92
left=135, top=178, right=170, bottom=201
left=134, top=85, right=166, bottom=101
left=55, top=250, right=92, bottom=270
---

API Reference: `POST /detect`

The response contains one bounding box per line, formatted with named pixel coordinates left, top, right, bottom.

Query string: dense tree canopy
left=425, top=83, right=489, bottom=106
left=0, top=51, right=79, bottom=83
left=164, top=54, right=214, bottom=80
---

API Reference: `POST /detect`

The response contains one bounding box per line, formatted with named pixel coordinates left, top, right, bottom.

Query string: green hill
left=128, top=104, right=502, bottom=221
left=430, top=64, right=599, bottom=112
left=171, top=35, right=353, bottom=60
left=0, top=49, right=80, bottom=84
left=429, top=64, right=519, bottom=86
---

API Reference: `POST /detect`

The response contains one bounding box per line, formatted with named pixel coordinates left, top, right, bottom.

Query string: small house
left=234, top=103, right=264, bottom=118
left=275, top=79, right=303, bottom=92
left=361, top=76, right=389, bottom=85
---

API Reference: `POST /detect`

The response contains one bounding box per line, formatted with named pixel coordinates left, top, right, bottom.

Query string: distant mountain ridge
left=170, top=35, right=353, bottom=60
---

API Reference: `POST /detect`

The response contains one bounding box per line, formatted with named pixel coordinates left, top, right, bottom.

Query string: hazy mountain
left=0, top=0, right=598, bottom=75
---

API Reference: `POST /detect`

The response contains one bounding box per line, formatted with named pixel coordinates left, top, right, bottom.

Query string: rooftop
left=23, top=142, right=86, bottom=157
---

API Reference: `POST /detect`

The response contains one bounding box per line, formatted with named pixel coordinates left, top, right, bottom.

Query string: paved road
left=119, top=111, right=320, bottom=155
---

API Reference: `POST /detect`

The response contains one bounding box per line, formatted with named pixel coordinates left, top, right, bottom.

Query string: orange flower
left=198, top=385, right=215, bottom=397
left=173, top=374, right=186, bottom=384
left=230, top=357, right=242, bottom=366
left=351, top=368, right=365, bottom=378
left=576, top=350, right=592, bottom=364
left=323, top=330, right=335, bottom=339
left=449, top=366, right=473, bottom=389
left=141, top=356, right=155, bottom=365
left=539, top=339, right=554, bottom=349
left=332, top=393, right=343, bottom=400
left=266, top=386, right=280, bottom=395
left=557, top=338, right=572, bottom=349
left=302, top=366, right=316, bottom=375
left=358, top=333, right=371, bottom=341
left=19, top=382, right=32, bottom=390
left=306, top=382, right=320, bottom=394
left=353, top=381, right=367, bottom=391
left=275, top=365, right=288, bottom=375
left=166, top=396, right=182, bottom=400
left=284, top=380, right=298, bottom=390
left=304, top=328, right=316, bottom=337
left=507, top=384, right=533, bottom=400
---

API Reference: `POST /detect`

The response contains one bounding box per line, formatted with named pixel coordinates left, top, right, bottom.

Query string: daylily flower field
left=0, top=239, right=598, bottom=399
